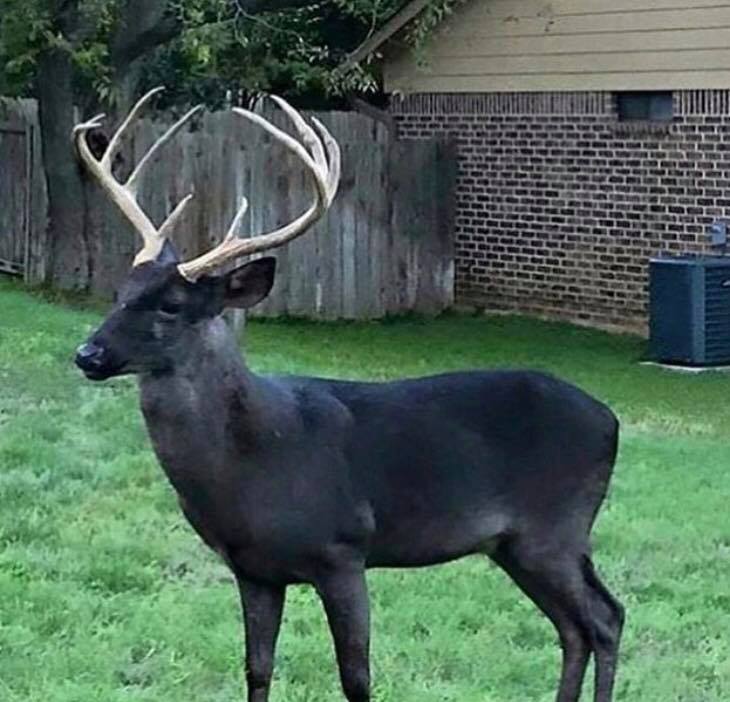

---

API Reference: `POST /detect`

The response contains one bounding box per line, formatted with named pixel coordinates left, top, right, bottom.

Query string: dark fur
left=76, top=248, right=624, bottom=702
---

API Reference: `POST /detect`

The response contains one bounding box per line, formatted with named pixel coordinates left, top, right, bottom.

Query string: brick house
left=351, top=0, right=730, bottom=333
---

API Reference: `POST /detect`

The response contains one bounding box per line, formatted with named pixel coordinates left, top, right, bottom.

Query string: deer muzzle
left=75, top=341, right=114, bottom=380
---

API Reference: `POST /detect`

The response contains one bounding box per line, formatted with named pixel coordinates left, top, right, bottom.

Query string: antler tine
left=74, top=111, right=161, bottom=251
left=74, top=85, right=203, bottom=266
left=157, top=193, right=195, bottom=242
left=236, top=103, right=330, bottom=208
left=310, top=117, right=341, bottom=206
left=73, top=113, right=106, bottom=137
left=102, top=86, right=164, bottom=169
left=127, top=103, right=204, bottom=195
left=225, top=197, right=250, bottom=242
left=177, top=96, right=340, bottom=282
left=268, top=95, right=328, bottom=175
left=232, top=106, right=327, bottom=199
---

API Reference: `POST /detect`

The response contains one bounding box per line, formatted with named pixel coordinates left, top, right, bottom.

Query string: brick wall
left=391, top=90, right=730, bottom=334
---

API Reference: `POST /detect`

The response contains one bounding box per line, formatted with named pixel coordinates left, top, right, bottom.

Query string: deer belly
left=366, top=508, right=509, bottom=568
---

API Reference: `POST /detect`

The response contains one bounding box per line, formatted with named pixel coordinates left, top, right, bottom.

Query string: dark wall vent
left=649, top=256, right=730, bottom=366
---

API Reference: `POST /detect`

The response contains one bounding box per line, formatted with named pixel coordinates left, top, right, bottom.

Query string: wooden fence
left=0, top=102, right=456, bottom=318
left=0, top=99, right=46, bottom=282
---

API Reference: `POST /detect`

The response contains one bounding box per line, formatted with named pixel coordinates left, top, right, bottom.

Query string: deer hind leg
left=490, top=539, right=596, bottom=702
left=581, top=557, right=624, bottom=702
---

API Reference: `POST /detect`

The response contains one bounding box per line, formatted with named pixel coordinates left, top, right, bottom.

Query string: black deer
left=73, top=89, right=624, bottom=702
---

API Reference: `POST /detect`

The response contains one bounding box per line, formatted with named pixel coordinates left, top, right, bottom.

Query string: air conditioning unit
left=649, top=256, right=730, bottom=366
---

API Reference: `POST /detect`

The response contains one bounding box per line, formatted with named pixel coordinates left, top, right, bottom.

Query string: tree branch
left=110, top=1, right=181, bottom=71
left=109, top=0, right=316, bottom=73
left=233, top=0, right=315, bottom=14
left=54, top=0, right=79, bottom=38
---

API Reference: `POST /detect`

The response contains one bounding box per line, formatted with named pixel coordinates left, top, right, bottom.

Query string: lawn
left=0, top=277, right=729, bottom=701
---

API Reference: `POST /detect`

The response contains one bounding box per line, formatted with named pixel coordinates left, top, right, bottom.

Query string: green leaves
left=405, top=0, right=465, bottom=66
left=0, top=0, right=114, bottom=97
left=0, top=1, right=453, bottom=107
left=0, top=1, right=50, bottom=95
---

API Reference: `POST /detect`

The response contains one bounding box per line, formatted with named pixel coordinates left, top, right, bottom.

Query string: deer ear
left=221, top=257, right=276, bottom=309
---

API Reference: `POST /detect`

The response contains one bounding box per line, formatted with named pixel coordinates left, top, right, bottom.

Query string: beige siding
left=384, top=0, right=730, bottom=93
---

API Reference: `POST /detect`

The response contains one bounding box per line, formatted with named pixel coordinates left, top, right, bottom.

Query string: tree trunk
left=37, top=46, right=90, bottom=290
left=35, top=0, right=314, bottom=292
left=36, top=0, right=91, bottom=290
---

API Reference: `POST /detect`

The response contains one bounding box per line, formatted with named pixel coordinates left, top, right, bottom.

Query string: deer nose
left=75, top=342, right=106, bottom=371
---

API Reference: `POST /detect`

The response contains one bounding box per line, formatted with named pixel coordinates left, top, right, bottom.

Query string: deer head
left=73, top=88, right=340, bottom=381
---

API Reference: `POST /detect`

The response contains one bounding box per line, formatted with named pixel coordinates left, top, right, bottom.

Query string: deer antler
left=176, top=96, right=341, bottom=282
left=73, top=87, right=203, bottom=266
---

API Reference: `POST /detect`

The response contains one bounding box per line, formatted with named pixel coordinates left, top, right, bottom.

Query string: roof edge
left=342, top=0, right=433, bottom=70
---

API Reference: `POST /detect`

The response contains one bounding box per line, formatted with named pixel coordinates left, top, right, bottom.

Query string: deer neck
left=139, top=315, right=251, bottom=401
left=137, top=317, right=289, bottom=491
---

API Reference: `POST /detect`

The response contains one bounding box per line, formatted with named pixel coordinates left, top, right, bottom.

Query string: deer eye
left=159, top=300, right=182, bottom=316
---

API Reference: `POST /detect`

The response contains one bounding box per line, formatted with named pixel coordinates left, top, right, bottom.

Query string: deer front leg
left=316, top=567, right=371, bottom=702
left=236, top=576, right=286, bottom=702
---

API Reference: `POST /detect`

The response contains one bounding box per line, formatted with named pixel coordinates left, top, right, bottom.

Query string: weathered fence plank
left=0, top=124, right=27, bottom=273
left=0, top=99, right=47, bottom=283
left=0, top=101, right=455, bottom=318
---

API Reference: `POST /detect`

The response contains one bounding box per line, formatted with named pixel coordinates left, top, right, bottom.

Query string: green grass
left=1, top=277, right=729, bottom=701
